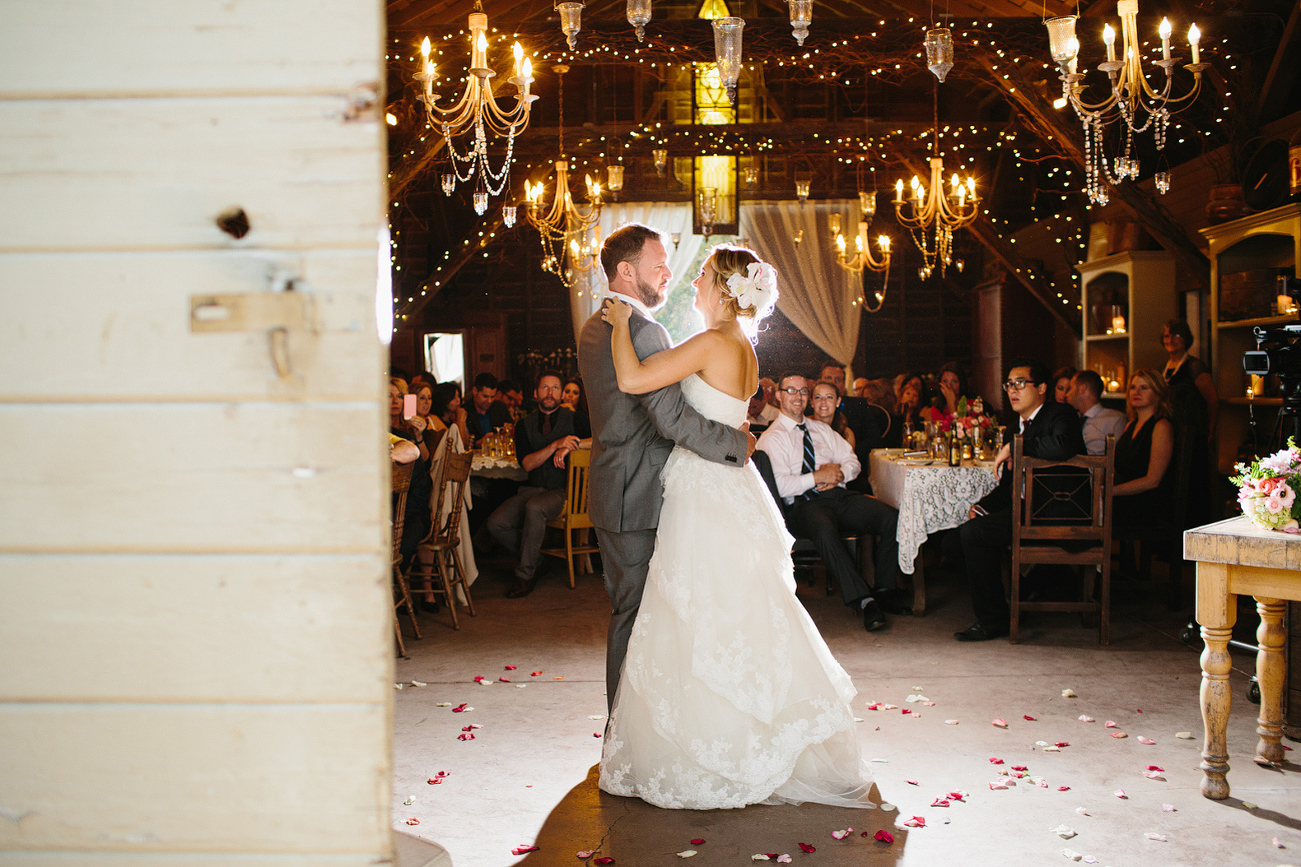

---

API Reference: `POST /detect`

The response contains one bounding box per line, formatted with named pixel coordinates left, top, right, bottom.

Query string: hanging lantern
left=859, top=190, right=876, bottom=222
left=473, top=190, right=488, bottom=215
left=653, top=148, right=668, bottom=177
left=788, top=0, right=812, bottom=47
left=924, top=28, right=954, bottom=83
left=441, top=173, right=456, bottom=196
left=606, top=164, right=624, bottom=201
left=795, top=179, right=810, bottom=202
left=1155, top=171, right=1171, bottom=195
left=712, top=17, right=745, bottom=105
left=502, top=205, right=517, bottom=227
left=743, top=165, right=759, bottom=190
left=557, top=1, right=583, bottom=49
left=626, top=0, right=651, bottom=41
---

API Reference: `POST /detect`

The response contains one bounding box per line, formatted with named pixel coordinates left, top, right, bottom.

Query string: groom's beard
left=634, top=274, right=667, bottom=311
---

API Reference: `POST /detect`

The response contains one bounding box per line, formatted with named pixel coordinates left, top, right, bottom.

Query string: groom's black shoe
left=954, top=621, right=1009, bottom=642
left=862, top=598, right=887, bottom=632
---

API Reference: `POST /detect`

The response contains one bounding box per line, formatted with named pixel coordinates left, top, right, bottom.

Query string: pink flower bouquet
left=1231, top=439, right=1301, bottom=532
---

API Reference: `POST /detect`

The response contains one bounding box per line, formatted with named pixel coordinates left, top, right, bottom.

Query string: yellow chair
left=391, top=460, right=420, bottom=656
left=541, top=448, right=599, bottom=588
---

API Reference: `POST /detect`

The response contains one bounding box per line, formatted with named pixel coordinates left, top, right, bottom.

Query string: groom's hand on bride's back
left=741, top=421, right=757, bottom=464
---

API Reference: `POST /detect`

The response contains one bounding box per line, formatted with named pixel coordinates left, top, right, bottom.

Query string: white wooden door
left=0, top=0, right=393, bottom=859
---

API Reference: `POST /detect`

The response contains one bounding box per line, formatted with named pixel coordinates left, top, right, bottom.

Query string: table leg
left=911, top=553, right=927, bottom=617
left=1255, top=597, right=1286, bottom=766
left=1197, top=561, right=1235, bottom=800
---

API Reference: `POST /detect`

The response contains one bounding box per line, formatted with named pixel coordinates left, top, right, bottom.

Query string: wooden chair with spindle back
left=391, top=459, right=420, bottom=656
left=410, top=449, right=476, bottom=629
left=541, top=447, right=599, bottom=588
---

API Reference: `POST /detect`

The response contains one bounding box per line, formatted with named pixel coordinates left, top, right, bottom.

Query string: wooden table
left=1186, top=516, right=1301, bottom=799
left=869, top=450, right=998, bottom=615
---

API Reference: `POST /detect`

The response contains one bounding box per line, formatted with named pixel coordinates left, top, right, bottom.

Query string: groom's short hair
left=601, top=223, right=662, bottom=282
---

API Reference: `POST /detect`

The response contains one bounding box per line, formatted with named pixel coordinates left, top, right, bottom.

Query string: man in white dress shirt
left=1068, top=370, right=1128, bottom=456
left=757, top=373, right=902, bottom=631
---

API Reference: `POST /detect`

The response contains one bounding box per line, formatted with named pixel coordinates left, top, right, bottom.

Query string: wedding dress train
left=599, top=374, right=874, bottom=809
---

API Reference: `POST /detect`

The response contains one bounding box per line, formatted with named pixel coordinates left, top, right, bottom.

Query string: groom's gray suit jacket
left=577, top=306, right=747, bottom=532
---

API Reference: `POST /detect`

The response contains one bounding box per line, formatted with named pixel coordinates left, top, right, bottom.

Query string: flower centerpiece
left=1231, top=439, right=1301, bottom=532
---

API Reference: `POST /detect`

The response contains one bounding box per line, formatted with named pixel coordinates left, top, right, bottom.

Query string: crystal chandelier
left=415, top=1, right=536, bottom=214
left=1044, top=0, right=1207, bottom=205
left=524, top=66, right=602, bottom=289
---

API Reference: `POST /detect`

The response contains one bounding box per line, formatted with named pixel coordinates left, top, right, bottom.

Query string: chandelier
left=524, top=65, right=603, bottom=289
left=1044, top=0, right=1207, bottom=205
left=712, top=17, right=745, bottom=105
left=415, top=1, right=536, bottom=214
left=830, top=194, right=892, bottom=311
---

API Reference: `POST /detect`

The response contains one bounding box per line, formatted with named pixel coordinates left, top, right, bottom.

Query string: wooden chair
left=540, top=447, right=599, bottom=588
left=1010, top=434, right=1115, bottom=645
left=1112, top=422, right=1194, bottom=607
left=409, top=450, right=476, bottom=629
left=391, top=460, right=420, bottom=656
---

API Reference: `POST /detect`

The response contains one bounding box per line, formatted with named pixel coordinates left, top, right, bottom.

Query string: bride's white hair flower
left=724, top=261, right=778, bottom=315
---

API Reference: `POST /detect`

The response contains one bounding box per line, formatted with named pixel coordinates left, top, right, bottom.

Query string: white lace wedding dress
left=599, top=374, right=875, bottom=810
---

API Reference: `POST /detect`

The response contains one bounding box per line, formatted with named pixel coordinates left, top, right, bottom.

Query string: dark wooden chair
left=1010, top=434, right=1115, bottom=645
left=1112, top=422, right=1194, bottom=607
left=408, top=450, right=476, bottom=629
left=391, top=460, right=420, bottom=656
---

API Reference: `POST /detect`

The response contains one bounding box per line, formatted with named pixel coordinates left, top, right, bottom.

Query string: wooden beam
left=972, top=50, right=1210, bottom=285
left=394, top=212, right=509, bottom=328
left=1256, top=0, right=1301, bottom=125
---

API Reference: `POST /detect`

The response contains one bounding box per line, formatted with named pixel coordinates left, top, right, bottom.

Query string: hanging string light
left=414, top=0, right=536, bottom=214
left=1044, top=0, right=1208, bottom=205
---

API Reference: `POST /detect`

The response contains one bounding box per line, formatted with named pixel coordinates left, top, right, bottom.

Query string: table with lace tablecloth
left=869, top=450, right=998, bottom=613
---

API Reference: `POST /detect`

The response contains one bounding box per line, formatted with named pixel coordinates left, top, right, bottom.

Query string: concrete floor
left=393, top=551, right=1301, bottom=867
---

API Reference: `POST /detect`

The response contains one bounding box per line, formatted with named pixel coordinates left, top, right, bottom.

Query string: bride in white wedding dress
left=596, top=245, right=875, bottom=810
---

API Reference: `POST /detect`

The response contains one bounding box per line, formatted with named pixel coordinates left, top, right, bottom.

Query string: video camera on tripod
left=1243, top=275, right=1301, bottom=449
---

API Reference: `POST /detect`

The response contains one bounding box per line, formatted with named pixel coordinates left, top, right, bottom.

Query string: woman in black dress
left=1161, top=319, right=1217, bottom=524
left=1112, top=369, right=1175, bottom=528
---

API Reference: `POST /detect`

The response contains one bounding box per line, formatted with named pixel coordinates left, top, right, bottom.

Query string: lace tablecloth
left=470, top=454, right=527, bottom=481
left=869, top=449, right=998, bottom=575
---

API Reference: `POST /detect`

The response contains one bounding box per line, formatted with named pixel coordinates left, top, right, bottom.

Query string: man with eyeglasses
left=948, top=358, right=1087, bottom=642
left=757, top=373, right=903, bottom=631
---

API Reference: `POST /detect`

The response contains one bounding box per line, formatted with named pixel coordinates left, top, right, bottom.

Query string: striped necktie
left=797, top=422, right=816, bottom=500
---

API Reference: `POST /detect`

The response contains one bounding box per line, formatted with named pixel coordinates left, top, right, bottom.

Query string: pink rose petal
left=776, top=857, right=792, bottom=864
left=906, top=779, right=919, bottom=785
left=1012, top=765, right=1028, bottom=771
left=1105, top=720, right=1118, bottom=728
left=989, top=780, right=1010, bottom=790
left=427, top=777, right=442, bottom=785
left=1078, top=715, right=1094, bottom=722
left=948, top=791, right=967, bottom=801
left=1145, top=765, right=1164, bottom=772
left=512, top=845, right=540, bottom=856
left=499, top=677, right=512, bottom=682
left=1058, top=786, right=1071, bottom=791
left=992, top=718, right=1008, bottom=728
left=930, top=798, right=950, bottom=807
left=874, top=830, right=894, bottom=843
left=406, top=818, right=420, bottom=825
left=989, top=757, right=1004, bottom=764
left=505, top=665, right=517, bottom=670
left=1115, top=789, right=1127, bottom=798
left=1137, top=736, right=1155, bottom=745
left=1111, top=731, right=1128, bottom=738
left=1162, top=804, right=1176, bottom=812
left=577, top=851, right=595, bottom=859
left=1142, top=771, right=1163, bottom=779
left=831, top=829, right=851, bottom=840
left=903, top=816, right=926, bottom=828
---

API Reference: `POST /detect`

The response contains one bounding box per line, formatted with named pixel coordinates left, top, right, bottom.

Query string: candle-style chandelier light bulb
left=1043, top=0, right=1208, bottom=204
left=414, top=1, right=536, bottom=208
left=831, top=203, right=892, bottom=310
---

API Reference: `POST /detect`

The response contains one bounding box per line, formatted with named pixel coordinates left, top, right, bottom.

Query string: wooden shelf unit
left=1076, top=251, right=1177, bottom=403
left=1203, top=204, right=1301, bottom=473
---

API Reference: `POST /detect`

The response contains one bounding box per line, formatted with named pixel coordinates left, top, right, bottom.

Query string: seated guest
left=821, top=362, right=885, bottom=452
left=488, top=371, right=592, bottom=598
left=947, top=358, right=1087, bottom=641
left=389, top=377, right=434, bottom=566
left=390, top=433, right=419, bottom=464
left=1052, top=366, right=1077, bottom=404
left=561, top=378, right=583, bottom=413
left=757, top=373, right=905, bottom=630
left=936, top=362, right=967, bottom=415
left=853, top=376, right=870, bottom=399
left=1112, top=369, right=1175, bottom=527
left=746, top=385, right=774, bottom=432
left=759, top=376, right=779, bottom=411
left=468, top=372, right=512, bottom=445
left=888, top=380, right=925, bottom=446
left=811, top=380, right=855, bottom=450
left=1068, top=370, right=1127, bottom=456
left=412, top=381, right=448, bottom=453
left=430, top=381, right=470, bottom=448
left=497, top=378, right=526, bottom=422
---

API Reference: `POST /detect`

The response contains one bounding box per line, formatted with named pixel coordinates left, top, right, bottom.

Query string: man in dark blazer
left=578, top=223, right=753, bottom=711
left=948, top=358, right=1088, bottom=641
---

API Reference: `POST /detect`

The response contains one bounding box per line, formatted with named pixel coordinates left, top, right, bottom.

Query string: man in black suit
left=819, top=363, right=887, bottom=493
left=948, top=358, right=1088, bottom=641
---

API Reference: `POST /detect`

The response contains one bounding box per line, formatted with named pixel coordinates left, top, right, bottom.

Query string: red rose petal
left=1058, top=786, right=1070, bottom=791
left=593, top=732, right=602, bottom=738
left=505, top=665, right=517, bottom=670
left=901, top=708, right=911, bottom=714
left=406, top=817, right=420, bottom=825
left=427, top=778, right=442, bottom=785
left=457, top=732, right=475, bottom=740
left=1012, top=765, right=1028, bottom=771
left=1055, top=742, right=1070, bottom=747
left=499, top=677, right=511, bottom=682
left=989, top=757, right=1004, bottom=764
left=531, top=671, right=543, bottom=676
left=1146, top=765, right=1165, bottom=772
left=473, top=676, right=486, bottom=682
left=437, top=771, right=449, bottom=777
left=690, top=839, right=706, bottom=845
left=1023, top=715, right=1037, bottom=721
left=930, top=798, right=949, bottom=807
left=874, top=830, right=894, bottom=843
left=452, top=703, right=468, bottom=713
left=906, top=779, right=919, bottom=785
left=947, top=791, right=966, bottom=801
left=797, top=843, right=815, bottom=853
left=593, top=858, right=615, bottom=865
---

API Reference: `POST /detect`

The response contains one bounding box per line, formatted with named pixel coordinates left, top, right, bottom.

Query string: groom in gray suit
left=578, top=223, right=753, bottom=712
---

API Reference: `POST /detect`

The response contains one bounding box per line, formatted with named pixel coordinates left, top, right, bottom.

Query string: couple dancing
left=578, top=224, right=873, bottom=811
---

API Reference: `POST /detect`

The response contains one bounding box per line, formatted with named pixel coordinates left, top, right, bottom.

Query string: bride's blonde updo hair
left=707, top=245, right=778, bottom=332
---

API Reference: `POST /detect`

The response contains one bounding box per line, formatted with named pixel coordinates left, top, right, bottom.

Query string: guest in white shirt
left=1068, top=369, right=1128, bottom=456
left=756, top=374, right=904, bottom=630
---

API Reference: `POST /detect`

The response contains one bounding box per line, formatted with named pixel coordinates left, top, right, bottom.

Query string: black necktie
left=541, top=411, right=553, bottom=436
left=797, top=423, right=816, bottom=500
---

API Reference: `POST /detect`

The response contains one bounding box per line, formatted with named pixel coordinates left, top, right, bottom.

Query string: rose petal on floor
left=1078, top=715, right=1095, bottom=722
left=750, top=856, right=769, bottom=862
left=1105, top=720, right=1118, bottom=728
left=776, top=856, right=792, bottom=864
left=1137, top=736, right=1156, bottom=745
left=1175, top=731, right=1194, bottom=739
left=394, top=683, right=404, bottom=690
left=1076, top=807, right=1088, bottom=815
left=499, top=677, right=511, bottom=682
left=1145, top=764, right=1165, bottom=772
left=1115, top=790, right=1127, bottom=799
left=906, top=779, right=919, bottom=785
left=577, top=850, right=595, bottom=859
left=511, top=846, right=540, bottom=856
left=1143, top=833, right=1167, bottom=843
left=1273, top=837, right=1285, bottom=848
left=880, top=803, right=897, bottom=811
left=690, top=839, right=706, bottom=845
left=1111, top=732, right=1128, bottom=738
left=1061, top=849, right=1082, bottom=861
left=1055, top=742, right=1070, bottom=747
left=406, top=817, right=420, bottom=825
left=902, top=816, right=925, bottom=828
left=946, top=719, right=960, bottom=725
left=930, top=799, right=950, bottom=808
left=411, top=680, right=426, bottom=687
left=436, top=702, right=452, bottom=707
left=992, top=718, right=1008, bottom=728
left=1062, top=688, right=1077, bottom=698
left=1058, top=786, right=1070, bottom=791
left=504, top=665, right=517, bottom=670
left=457, top=733, right=475, bottom=741
left=1024, top=715, right=1037, bottom=721
left=531, top=671, right=543, bottom=676
left=1012, top=765, right=1028, bottom=771
left=990, top=757, right=1005, bottom=764
left=874, top=830, right=894, bottom=843
left=1162, top=804, right=1176, bottom=812
left=404, top=796, right=415, bottom=805
left=798, top=842, right=815, bottom=852
left=676, top=851, right=697, bottom=858
left=1142, top=771, right=1164, bottom=780
left=831, top=829, right=852, bottom=840
left=1051, top=824, right=1077, bottom=839
left=594, top=858, right=615, bottom=865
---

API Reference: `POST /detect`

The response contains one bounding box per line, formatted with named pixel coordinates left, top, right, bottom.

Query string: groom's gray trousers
left=594, top=527, right=657, bottom=714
